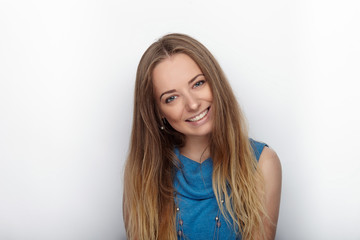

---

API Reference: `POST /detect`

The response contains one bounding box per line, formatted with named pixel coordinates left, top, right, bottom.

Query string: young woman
left=123, top=33, right=282, bottom=240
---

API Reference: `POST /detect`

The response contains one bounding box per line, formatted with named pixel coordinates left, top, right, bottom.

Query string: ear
left=154, top=104, right=164, bottom=121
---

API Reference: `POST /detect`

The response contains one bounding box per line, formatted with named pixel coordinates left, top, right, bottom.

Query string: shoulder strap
left=249, top=138, right=268, bottom=161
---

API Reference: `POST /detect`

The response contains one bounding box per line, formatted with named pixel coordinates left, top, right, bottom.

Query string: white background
left=1, top=0, right=359, bottom=239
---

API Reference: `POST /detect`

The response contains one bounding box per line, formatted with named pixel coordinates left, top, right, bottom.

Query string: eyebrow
left=159, top=74, right=204, bottom=100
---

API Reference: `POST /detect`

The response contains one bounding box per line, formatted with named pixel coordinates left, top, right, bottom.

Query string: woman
left=123, top=33, right=282, bottom=240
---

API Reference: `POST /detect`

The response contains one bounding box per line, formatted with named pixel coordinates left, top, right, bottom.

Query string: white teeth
left=188, top=108, right=209, bottom=122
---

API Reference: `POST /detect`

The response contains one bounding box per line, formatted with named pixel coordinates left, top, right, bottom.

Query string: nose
left=184, top=92, right=200, bottom=112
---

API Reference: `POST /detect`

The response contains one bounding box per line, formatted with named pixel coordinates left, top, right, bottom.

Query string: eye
left=193, top=80, right=205, bottom=88
left=165, top=95, right=177, bottom=103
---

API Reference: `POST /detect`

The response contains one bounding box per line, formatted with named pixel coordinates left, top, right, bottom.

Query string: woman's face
left=152, top=53, right=213, bottom=139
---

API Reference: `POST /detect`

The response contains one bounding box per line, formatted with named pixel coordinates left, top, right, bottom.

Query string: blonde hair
left=123, top=33, right=267, bottom=239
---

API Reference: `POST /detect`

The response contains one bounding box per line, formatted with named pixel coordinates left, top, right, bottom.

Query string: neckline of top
left=175, top=148, right=212, bottom=166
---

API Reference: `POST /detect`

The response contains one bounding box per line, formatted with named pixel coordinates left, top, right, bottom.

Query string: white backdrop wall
left=1, top=0, right=359, bottom=239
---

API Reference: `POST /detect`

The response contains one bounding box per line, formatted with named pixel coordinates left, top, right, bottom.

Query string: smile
left=186, top=107, right=210, bottom=122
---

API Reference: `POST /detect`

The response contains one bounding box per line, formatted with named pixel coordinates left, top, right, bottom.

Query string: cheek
left=204, top=86, right=213, bottom=101
left=161, top=105, right=183, bottom=124
left=209, top=91, right=214, bottom=101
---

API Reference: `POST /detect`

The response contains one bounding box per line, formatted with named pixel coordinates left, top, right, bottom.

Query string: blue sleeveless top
left=173, top=139, right=267, bottom=240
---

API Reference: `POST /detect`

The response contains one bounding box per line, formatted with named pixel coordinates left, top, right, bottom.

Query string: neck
left=180, top=135, right=211, bottom=163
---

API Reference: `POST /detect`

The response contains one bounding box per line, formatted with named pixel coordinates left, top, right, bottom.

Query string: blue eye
left=165, top=95, right=177, bottom=103
left=193, top=80, right=205, bottom=88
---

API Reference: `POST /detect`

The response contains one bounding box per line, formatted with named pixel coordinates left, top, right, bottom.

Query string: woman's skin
left=257, top=146, right=282, bottom=239
left=152, top=53, right=282, bottom=239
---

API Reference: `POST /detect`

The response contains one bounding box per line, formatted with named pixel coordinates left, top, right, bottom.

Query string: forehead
left=152, top=53, right=202, bottom=95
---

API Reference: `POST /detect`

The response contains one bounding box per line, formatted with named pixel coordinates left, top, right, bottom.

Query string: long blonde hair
left=123, top=33, right=267, bottom=239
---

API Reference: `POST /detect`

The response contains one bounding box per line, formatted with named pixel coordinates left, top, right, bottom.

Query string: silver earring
left=160, top=118, right=167, bottom=131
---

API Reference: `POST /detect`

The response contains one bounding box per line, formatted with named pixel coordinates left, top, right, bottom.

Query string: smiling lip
left=186, top=107, right=210, bottom=122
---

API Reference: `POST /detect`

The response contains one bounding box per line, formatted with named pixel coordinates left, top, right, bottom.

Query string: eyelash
left=164, top=80, right=206, bottom=104
left=193, top=80, right=205, bottom=88
left=165, top=95, right=177, bottom=104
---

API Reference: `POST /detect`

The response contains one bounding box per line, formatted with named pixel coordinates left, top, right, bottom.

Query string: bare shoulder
left=258, top=146, right=282, bottom=178
left=257, top=146, right=282, bottom=239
